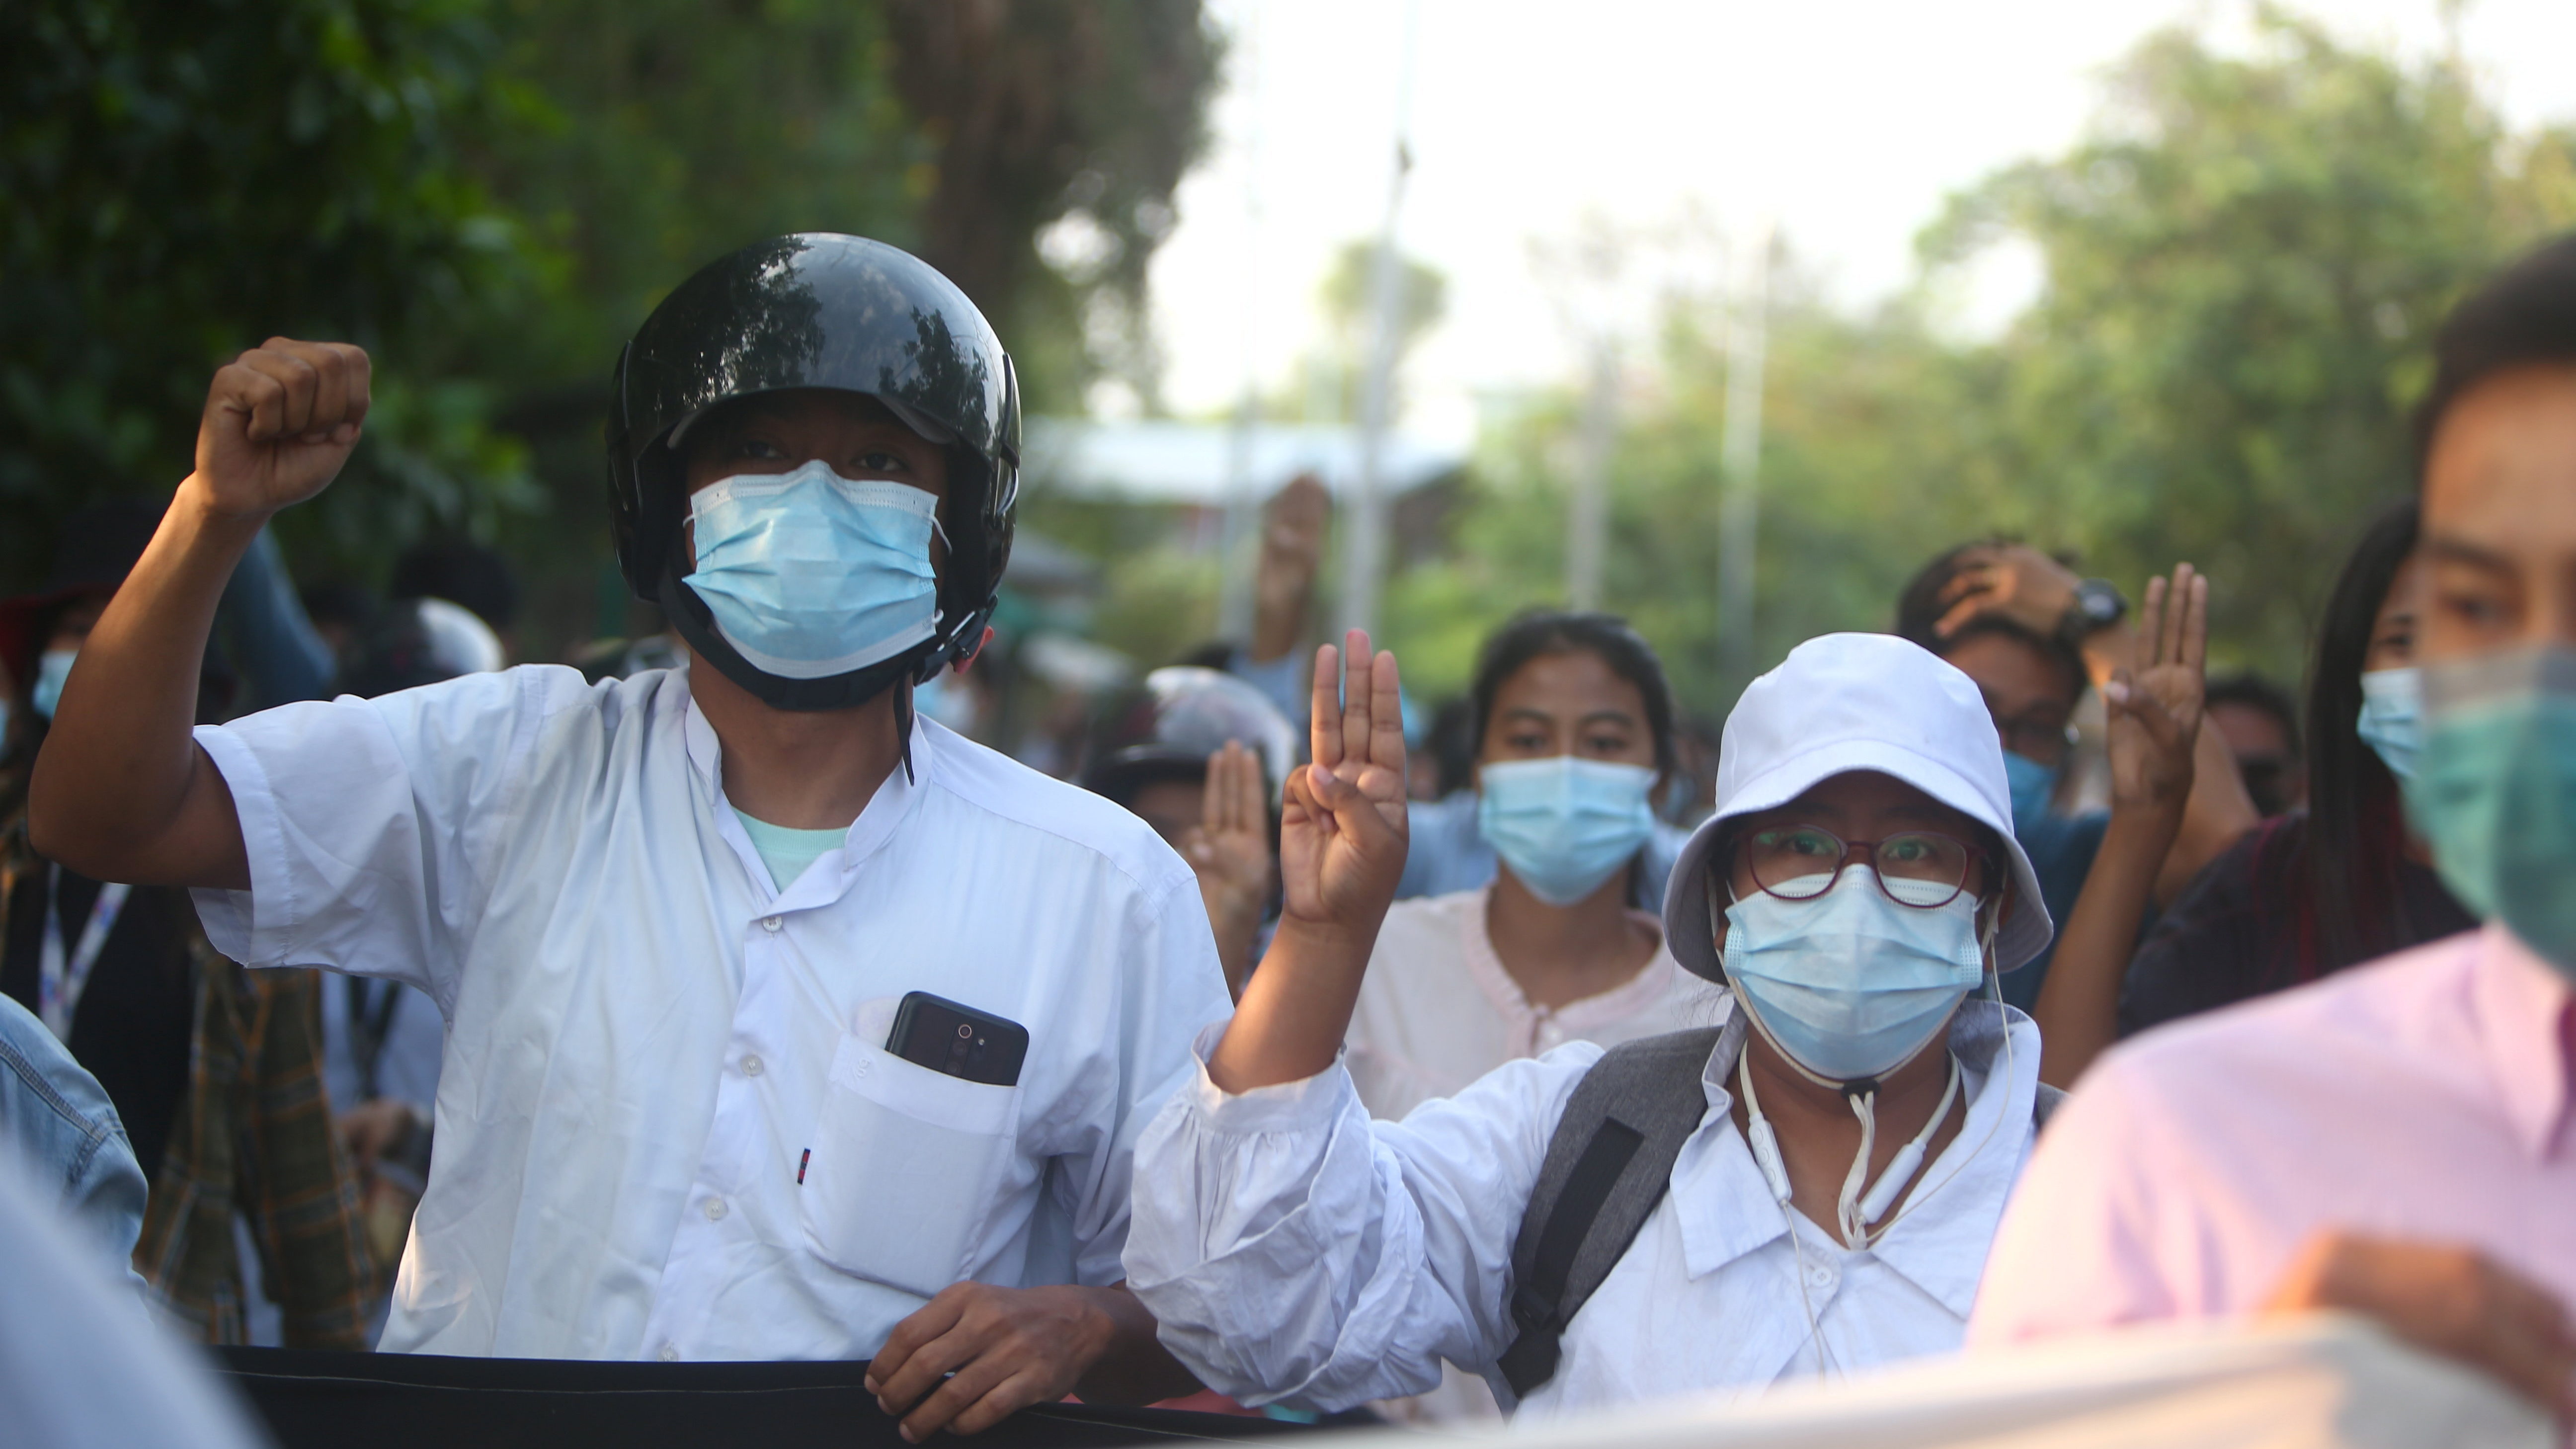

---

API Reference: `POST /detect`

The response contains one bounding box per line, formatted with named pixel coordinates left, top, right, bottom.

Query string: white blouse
left=1346, top=886, right=1730, bottom=1122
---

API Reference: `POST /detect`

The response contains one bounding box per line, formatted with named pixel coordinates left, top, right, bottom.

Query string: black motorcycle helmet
left=1080, top=667, right=1301, bottom=811
left=608, top=234, right=1021, bottom=711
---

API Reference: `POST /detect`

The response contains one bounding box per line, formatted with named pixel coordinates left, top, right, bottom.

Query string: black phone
left=886, top=991, right=1029, bottom=1087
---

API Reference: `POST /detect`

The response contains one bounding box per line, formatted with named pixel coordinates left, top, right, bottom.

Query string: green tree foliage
left=1, top=0, right=1220, bottom=651
left=0, top=0, right=531, bottom=584
left=1382, top=13, right=2576, bottom=716
left=1921, top=11, right=2576, bottom=663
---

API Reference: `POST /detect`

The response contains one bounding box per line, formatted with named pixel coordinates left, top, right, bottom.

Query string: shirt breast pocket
left=800, top=1020, right=1022, bottom=1299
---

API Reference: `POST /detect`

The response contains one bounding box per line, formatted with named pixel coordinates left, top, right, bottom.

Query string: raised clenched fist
left=192, top=338, right=372, bottom=519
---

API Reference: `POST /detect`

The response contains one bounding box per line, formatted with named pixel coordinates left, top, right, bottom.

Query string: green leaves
left=1378, top=13, right=2576, bottom=719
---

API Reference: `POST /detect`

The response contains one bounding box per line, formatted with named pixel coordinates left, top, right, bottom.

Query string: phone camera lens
left=955, top=1024, right=974, bottom=1040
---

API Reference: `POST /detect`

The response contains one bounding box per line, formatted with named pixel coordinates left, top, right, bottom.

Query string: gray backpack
left=1495, top=1028, right=2063, bottom=1398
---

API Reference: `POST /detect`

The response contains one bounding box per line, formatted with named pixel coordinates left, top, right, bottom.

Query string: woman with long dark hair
left=2118, top=500, right=2474, bottom=1030
left=1345, top=611, right=1724, bottom=1127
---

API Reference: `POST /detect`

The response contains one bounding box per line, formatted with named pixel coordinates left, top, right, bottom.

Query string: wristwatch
left=2056, top=578, right=2126, bottom=649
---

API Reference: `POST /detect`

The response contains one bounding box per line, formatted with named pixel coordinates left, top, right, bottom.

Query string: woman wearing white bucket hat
left=1126, top=630, right=2120, bottom=1420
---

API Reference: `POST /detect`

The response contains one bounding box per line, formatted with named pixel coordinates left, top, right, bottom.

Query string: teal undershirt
left=732, top=808, right=849, bottom=891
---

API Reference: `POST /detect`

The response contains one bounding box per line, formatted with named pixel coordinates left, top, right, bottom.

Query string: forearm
left=2031, top=809, right=2179, bottom=1088
left=2157, top=724, right=2257, bottom=905
left=2075, top=622, right=2137, bottom=688
left=1071, top=1285, right=1202, bottom=1405
left=1207, top=918, right=1371, bottom=1093
left=29, top=479, right=262, bottom=885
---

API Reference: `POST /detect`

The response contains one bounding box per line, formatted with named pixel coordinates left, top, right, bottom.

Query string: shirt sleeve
left=188, top=669, right=547, bottom=1007
left=1966, top=1048, right=2189, bottom=1345
left=1123, top=1035, right=1600, bottom=1412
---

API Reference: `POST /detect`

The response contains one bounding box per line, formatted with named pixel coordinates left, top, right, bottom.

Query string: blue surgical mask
left=683, top=461, right=942, bottom=680
left=2001, top=749, right=2059, bottom=827
left=2355, top=666, right=2421, bottom=780
left=1477, top=756, right=1658, bottom=906
left=30, top=647, right=75, bottom=721
left=2405, top=645, right=2576, bottom=980
left=1720, top=868, right=1985, bottom=1081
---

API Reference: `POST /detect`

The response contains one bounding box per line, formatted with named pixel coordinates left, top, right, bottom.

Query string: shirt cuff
left=1181, top=1021, right=1361, bottom=1136
left=187, top=723, right=296, bottom=967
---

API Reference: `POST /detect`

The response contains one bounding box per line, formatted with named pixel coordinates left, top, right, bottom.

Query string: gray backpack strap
left=1496, top=1027, right=1722, bottom=1399
left=2034, top=1081, right=2066, bottom=1129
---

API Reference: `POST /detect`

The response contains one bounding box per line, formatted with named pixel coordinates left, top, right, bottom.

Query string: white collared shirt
left=191, top=665, right=1232, bottom=1360
left=1124, top=996, right=2041, bottom=1422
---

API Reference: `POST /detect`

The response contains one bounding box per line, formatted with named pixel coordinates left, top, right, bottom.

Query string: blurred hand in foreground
left=2262, top=1230, right=2575, bottom=1421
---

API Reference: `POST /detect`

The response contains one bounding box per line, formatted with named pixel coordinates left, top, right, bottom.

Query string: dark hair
left=391, top=539, right=520, bottom=632
left=1893, top=539, right=2086, bottom=706
left=2304, top=500, right=2420, bottom=971
left=1425, top=695, right=1479, bottom=798
left=2204, top=672, right=2301, bottom=757
left=1469, top=610, right=1677, bottom=777
left=2241, top=500, right=2419, bottom=980
left=2415, top=233, right=2576, bottom=479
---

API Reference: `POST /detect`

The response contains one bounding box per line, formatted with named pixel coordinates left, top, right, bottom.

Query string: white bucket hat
left=1661, top=632, right=2054, bottom=981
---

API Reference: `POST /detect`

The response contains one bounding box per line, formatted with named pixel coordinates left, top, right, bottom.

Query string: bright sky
left=1139, top=0, right=2576, bottom=443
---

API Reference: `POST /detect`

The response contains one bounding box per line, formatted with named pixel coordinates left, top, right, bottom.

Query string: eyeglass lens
left=1743, top=826, right=1973, bottom=907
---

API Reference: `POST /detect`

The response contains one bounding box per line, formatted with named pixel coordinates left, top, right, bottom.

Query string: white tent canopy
left=1021, top=417, right=1467, bottom=506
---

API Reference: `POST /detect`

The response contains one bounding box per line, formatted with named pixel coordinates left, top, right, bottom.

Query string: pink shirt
left=1970, top=924, right=2576, bottom=1343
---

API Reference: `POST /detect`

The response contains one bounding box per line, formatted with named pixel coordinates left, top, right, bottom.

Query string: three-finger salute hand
left=193, top=338, right=372, bottom=519
left=1279, top=629, right=1408, bottom=942
left=2103, top=564, right=2205, bottom=815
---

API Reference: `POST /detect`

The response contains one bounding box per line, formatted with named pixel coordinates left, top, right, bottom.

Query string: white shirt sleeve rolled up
left=1123, top=1032, right=1603, bottom=1410
left=189, top=669, right=547, bottom=1012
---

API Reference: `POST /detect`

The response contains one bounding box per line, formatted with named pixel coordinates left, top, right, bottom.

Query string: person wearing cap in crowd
left=0, top=501, right=372, bottom=1348
left=26, top=235, right=1226, bottom=1435
left=1970, top=234, right=2576, bottom=1423
left=1125, top=626, right=2217, bottom=1420
left=1893, top=546, right=2258, bottom=1014
left=1080, top=666, right=1297, bottom=999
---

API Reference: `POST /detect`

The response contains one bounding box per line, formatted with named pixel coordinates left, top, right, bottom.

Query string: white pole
left=1215, top=3, right=1266, bottom=644
left=1566, top=338, right=1617, bottom=609
left=1718, top=220, right=1772, bottom=692
left=1339, top=0, right=1421, bottom=640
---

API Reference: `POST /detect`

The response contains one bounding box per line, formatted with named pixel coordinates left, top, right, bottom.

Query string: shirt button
left=703, top=1197, right=727, bottom=1221
left=740, top=1055, right=764, bottom=1077
left=761, top=916, right=783, bottom=933
left=1808, top=1266, right=1835, bottom=1288
left=659, top=1343, right=679, bottom=1363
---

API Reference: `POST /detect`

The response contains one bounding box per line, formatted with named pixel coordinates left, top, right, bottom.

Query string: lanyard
left=38, top=866, right=132, bottom=1040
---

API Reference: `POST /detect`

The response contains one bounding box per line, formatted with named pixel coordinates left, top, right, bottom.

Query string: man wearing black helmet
left=29, top=235, right=1225, bottom=1435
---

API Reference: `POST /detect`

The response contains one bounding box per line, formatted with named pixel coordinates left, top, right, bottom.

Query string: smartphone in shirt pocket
left=800, top=994, right=1027, bottom=1297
